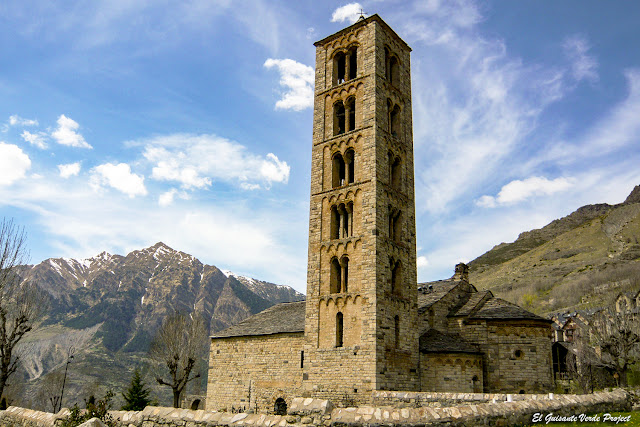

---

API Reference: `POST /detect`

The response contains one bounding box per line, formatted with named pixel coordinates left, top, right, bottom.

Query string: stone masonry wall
left=420, top=353, right=483, bottom=393
left=449, top=318, right=553, bottom=393
left=0, top=390, right=632, bottom=426
left=206, top=333, right=305, bottom=413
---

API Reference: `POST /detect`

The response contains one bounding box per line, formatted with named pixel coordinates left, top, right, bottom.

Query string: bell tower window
left=332, top=153, right=345, bottom=187
left=330, top=257, right=342, bottom=293
left=336, top=312, right=344, bottom=347
left=389, top=153, right=401, bottom=189
left=334, top=52, right=346, bottom=85
left=390, top=259, right=402, bottom=295
left=346, top=97, right=356, bottom=132
left=345, top=148, right=355, bottom=184
left=334, top=101, right=346, bottom=135
left=394, top=315, right=400, bottom=348
left=389, top=103, right=401, bottom=136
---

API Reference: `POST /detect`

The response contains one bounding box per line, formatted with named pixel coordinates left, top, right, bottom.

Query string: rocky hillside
left=12, top=243, right=303, bottom=409
left=469, top=185, right=640, bottom=315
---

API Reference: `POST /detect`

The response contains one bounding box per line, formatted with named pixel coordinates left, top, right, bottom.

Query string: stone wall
left=0, top=390, right=632, bottom=426
left=206, top=332, right=305, bottom=413
left=449, top=318, right=553, bottom=393
left=420, top=353, right=483, bottom=393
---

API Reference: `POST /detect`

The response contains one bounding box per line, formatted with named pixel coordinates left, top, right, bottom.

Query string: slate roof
left=470, top=298, right=550, bottom=322
left=417, top=279, right=460, bottom=311
left=419, top=329, right=481, bottom=354
left=450, top=290, right=493, bottom=317
left=212, top=301, right=306, bottom=338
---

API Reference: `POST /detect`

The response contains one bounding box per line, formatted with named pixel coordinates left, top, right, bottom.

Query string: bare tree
left=149, top=313, right=207, bottom=408
left=588, top=308, right=640, bottom=387
left=0, top=218, right=47, bottom=400
left=35, top=371, right=65, bottom=412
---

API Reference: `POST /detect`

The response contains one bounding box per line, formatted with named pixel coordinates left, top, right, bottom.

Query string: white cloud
left=141, top=134, right=290, bottom=190
left=159, top=189, right=178, bottom=207
left=562, top=34, right=598, bottom=83
left=0, top=143, right=31, bottom=186
left=58, top=162, right=81, bottom=178
left=476, top=176, right=574, bottom=207
left=264, top=58, right=314, bottom=111
left=331, top=3, right=364, bottom=24
left=90, top=163, right=147, bottom=197
left=9, top=115, right=38, bottom=127
left=51, top=115, right=92, bottom=149
left=158, top=188, right=189, bottom=207
left=21, top=130, right=48, bottom=149
left=417, top=256, right=429, bottom=268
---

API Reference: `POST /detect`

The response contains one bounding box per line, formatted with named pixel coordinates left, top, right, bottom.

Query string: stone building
left=206, top=15, right=553, bottom=413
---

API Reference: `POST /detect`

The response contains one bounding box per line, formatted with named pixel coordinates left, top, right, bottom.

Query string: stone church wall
left=448, top=319, right=553, bottom=393
left=206, top=332, right=305, bottom=413
left=420, top=353, right=483, bottom=393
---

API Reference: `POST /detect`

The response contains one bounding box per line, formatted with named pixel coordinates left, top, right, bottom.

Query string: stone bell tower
left=303, top=15, right=419, bottom=401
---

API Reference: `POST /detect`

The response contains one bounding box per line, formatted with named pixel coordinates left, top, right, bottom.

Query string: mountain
left=13, top=242, right=304, bottom=409
left=469, top=185, right=640, bottom=315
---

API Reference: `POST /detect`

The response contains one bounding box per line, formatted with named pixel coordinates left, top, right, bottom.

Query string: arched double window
left=334, top=98, right=357, bottom=136
left=332, top=149, right=355, bottom=187
left=330, top=202, right=354, bottom=239
left=333, top=46, right=358, bottom=86
left=330, top=256, right=349, bottom=293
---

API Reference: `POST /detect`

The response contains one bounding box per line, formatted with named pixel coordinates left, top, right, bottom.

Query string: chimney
left=454, top=263, right=469, bottom=282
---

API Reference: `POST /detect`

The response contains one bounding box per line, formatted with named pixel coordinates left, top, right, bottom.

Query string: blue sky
left=1, top=0, right=639, bottom=293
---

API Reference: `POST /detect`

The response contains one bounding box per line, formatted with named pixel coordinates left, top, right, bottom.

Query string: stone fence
left=371, top=390, right=556, bottom=407
left=0, top=389, right=632, bottom=426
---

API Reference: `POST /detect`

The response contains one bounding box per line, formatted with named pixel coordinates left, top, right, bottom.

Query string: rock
left=78, top=418, right=107, bottom=427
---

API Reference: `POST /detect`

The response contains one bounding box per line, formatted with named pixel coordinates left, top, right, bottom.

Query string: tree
left=121, top=368, right=151, bottom=410
left=149, top=313, right=207, bottom=408
left=589, top=308, right=640, bottom=387
left=0, top=218, right=46, bottom=400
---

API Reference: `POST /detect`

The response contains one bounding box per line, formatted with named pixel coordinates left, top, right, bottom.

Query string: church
left=206, top=14, right=553, bottom=413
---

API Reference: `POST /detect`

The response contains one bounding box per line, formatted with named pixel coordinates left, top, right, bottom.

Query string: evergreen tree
left=121, top=369, right=151, bottom=411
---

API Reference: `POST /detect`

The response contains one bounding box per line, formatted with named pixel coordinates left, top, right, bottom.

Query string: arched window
left=390, top=156, right=401, bottom=189
left=334, top=52, right=346, bottom=85
left=330, top=205, right=340, bottom=239
left=390, top=104, right=401, bottom=136
left=346, top=201, right=354, bottom=237
left=391, top=260, right=402, bottom=295
left=330, top=257, right=341, bottom=293
left=344, top=148, right=355, bottom=184
left=341, top=256, right=349, bottom=292
left=334, top=101, right=345, bottom=135
left=346, top=96, right=356, bottom=132
left=394, top=315, right=400, bottom=348
left=348, top=46, right=358, bottom=80
left=332, top=153, right=345, bottom=187
left=336, top=312, right=344, bottom=347
left=389, top=56, right=399, bottom=85
left=389, top=207, right=401, bottom=243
